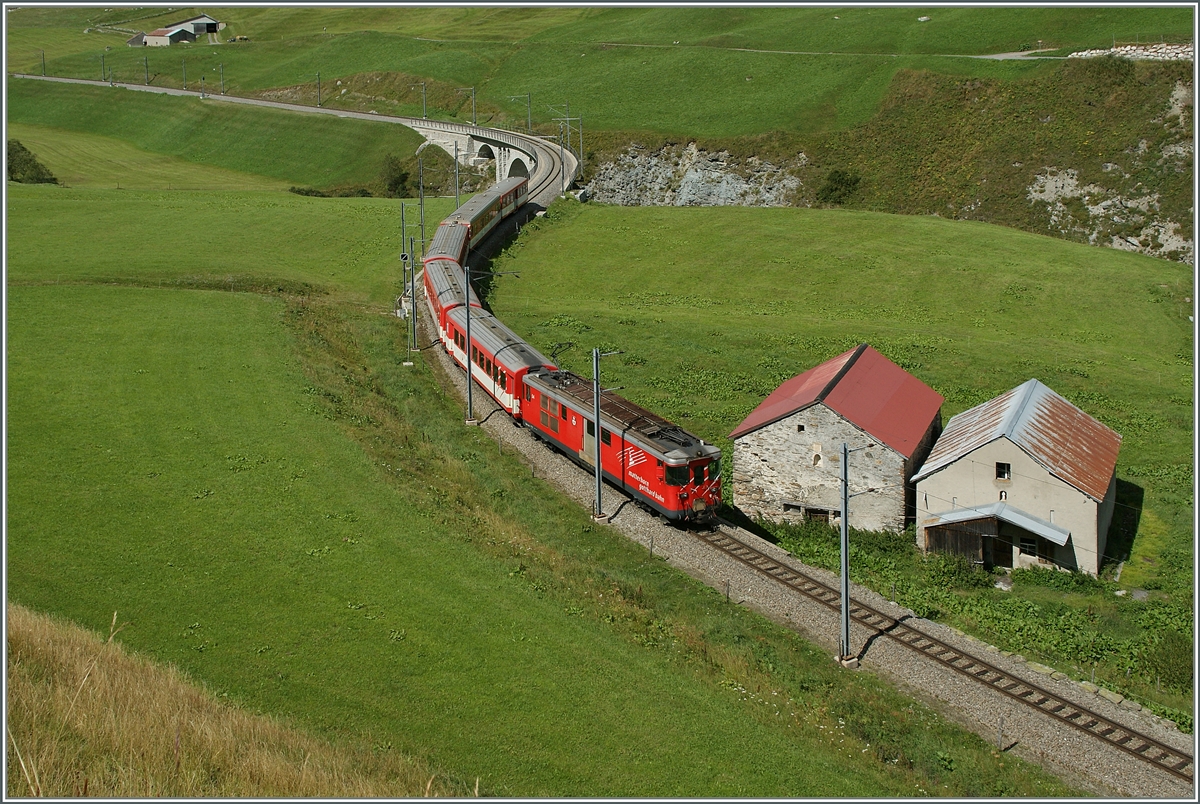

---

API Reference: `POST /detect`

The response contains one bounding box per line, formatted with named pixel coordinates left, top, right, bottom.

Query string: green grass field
left=8, top=122, right=288, bottom=189
left=5, top=6, right=1190, bottom=793
left=486, top=200, right=1194, bottom=715
left=9, top=7, right=1191, bottom=136
left=487, top=202, right=1193, bottom=578
left=7, top=161, right=1080, bottom=794
left=6, top=184, right=454, bottom=304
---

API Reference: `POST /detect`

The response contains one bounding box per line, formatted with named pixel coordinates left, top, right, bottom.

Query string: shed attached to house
left=912, top=379, right=1121, bottom=576
left=730, top=344, right=943, bottom=532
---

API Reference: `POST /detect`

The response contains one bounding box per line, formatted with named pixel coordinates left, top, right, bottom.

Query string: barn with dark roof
left=729, top=344, right=943, bottom=532
left=912, top=379, right=1121, bottom=575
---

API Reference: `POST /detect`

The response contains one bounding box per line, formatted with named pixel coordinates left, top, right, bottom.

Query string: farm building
left=174, top=14, right=224, bottom=34
left=135, top=14, right=223, bottom=47
left=144, top=26, right=195, bottom=47
left=912, top=379, right=1121, bottom=576
left=730, top=344, right=943, bottom=532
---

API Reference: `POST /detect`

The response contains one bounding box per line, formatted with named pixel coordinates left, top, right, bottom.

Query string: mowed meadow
left=7, top=95, right=1079, bottom=795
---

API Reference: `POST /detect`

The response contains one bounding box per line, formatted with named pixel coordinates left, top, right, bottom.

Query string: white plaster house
left=912, top=379, right=1121, bottom=576
left=730, top=344, right=943, bottom=532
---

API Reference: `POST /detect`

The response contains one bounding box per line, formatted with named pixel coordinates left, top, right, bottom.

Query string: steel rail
left=699, top=525, right=1194, bottom=783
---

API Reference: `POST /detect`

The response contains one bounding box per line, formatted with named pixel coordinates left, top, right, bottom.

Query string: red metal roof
left=912, top=379, right=1121, bottom=501
left=729, top=344, right=943, bottom=458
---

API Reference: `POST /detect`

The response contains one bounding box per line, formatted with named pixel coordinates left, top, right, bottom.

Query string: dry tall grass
left=6, top=603, right=467, bottom=797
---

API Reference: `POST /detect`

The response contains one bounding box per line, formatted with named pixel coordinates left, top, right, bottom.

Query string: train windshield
left=710, top=457, right=721, bottom=478
left=665, top=464, right=690, bottom=486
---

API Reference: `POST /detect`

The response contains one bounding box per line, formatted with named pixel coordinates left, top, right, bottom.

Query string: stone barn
left=912, top=379, right=1121, bottom=576
left=730, top=344, right=943, bottom=532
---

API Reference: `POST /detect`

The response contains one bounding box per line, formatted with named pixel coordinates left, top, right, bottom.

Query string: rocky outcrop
left=1024, top=81, right=1194, bottom=265
left=585, top=142, right=802, bottom=207
left=1069, top=43, right=1193, bottom=62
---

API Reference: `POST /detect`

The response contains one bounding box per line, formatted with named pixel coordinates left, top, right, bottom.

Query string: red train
left=419, top=176, right=722, bottom=522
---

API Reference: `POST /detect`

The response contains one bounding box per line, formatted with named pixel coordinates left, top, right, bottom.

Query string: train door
left=582, top=420, right=596, bottom=466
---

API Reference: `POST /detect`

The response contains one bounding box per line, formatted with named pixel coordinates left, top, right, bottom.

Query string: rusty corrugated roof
left=729, top=344, right=944, bottom=458
left=912, top=379, right=1121, bottom=501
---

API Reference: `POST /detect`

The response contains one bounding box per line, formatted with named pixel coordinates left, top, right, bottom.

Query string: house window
left=999, top=490, right=1007, bottom=501
left=996, top=462, right=1011, bottom=480
left=1019, top=535, right=1037, bottom=555
left=812, top=454, right=821, bottom=467
left=796, top=424, right=805, bottom=433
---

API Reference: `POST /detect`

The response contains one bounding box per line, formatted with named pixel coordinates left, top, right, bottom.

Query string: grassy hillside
left=8, top=122, right=288, bottom=189
left=6, top=80, right=453, bottom=191
left=487, top=202, right=1193, bottom=581
left=9, top=7, right=1191, bottom=136
left=7, top=180, right=1080, bottom=796
left=6, top=184, right=452, bottom=304
left=487, top=200, right=1193, bottom=713
left=6, top=603, right=458, bottom=797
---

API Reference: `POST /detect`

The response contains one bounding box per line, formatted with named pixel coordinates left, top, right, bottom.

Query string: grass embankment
left=9, top=7, right=1191, bottom=137
left=6, top=604, right=457, bottom=798
left=8, top=122, right=287, bottom=189
left=7, top=182, right=1079, bottom=796
left=486, top=201, right=1193, bottom=714
left=6, top=79, right=455, bottom=193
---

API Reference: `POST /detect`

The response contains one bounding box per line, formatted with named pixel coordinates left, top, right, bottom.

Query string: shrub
left=288, top=186, right=329, bottom=197
left=380, top=153, right=410, bottom=198
left=1147, top=629, right=1193, bottom=691
left=1011, top=565, right=1112, bottom=594
left=815, top=169, right=860, bottom=205
left=921, top=553, right=993, bottom=590
left=7, top=140, right=57, bottom=184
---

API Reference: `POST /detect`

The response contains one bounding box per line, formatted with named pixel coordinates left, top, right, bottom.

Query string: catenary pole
left=465, top=265, right=475, bottom=424
left=840, top=441, right=851, bottom=661
left=410, top=236, right=417, bottom=353
left=593, top=349, right=603, bottom=520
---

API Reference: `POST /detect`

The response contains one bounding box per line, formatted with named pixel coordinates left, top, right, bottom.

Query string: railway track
left=698, top=524, right=1195, bottom=784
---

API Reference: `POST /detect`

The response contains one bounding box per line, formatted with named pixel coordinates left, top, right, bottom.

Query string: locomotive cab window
left=693, top=465, right=705, bottom=485
left=601, top=429, right=611, bottom=446
left=665, top=464, right=690, bottom=486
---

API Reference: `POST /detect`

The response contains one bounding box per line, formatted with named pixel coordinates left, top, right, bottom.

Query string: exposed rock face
left=585, top=142, right=803, bottom=207
left=1024, top=81, right=1194, bottom=265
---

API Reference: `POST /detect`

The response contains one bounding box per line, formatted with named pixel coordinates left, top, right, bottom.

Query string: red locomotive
left=418, top=175, right=722, bottom=522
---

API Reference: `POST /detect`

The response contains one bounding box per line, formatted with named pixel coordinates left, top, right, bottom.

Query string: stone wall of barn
left=732, top=403, right=909, bottom=532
